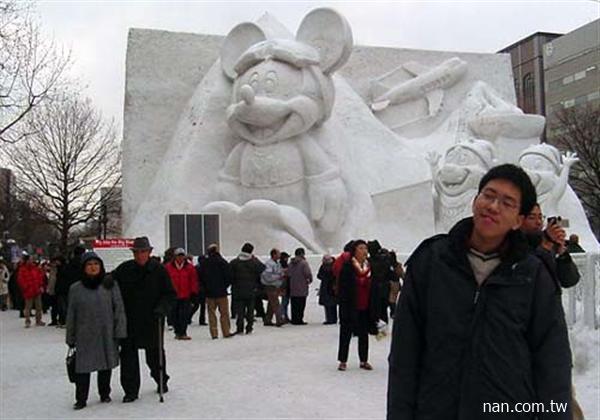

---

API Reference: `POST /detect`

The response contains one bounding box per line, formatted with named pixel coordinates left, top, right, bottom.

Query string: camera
left=547, top=216, right=570, bottom=229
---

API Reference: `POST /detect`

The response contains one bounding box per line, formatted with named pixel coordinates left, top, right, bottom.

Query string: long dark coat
left=337, top=261, right=378, bottom=335
left=112, top=258, right=176, bottom=349
left=66, top=276, right=127, bottom=373
left=317, top=263, right=337, bottom=307
left=388, top=218, right=572, bottom=420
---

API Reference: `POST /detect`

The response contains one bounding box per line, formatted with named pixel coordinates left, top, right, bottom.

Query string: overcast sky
left=37, top=1, right=599, bottom=131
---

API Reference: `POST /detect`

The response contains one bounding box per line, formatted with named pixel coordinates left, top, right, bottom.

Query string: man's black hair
left=270, top=248, right=279, bottom=258
left=294, top=247, right=305, bottom=257
left=527, top=202, right=541, bottom=216
left=477, top=164, right=537, bottom=215
left=241, top=242, right=254, bottom=254
left=342, top=240, right=355, bottom=253
left=350, top=239, right=368, bottom=256
left=73, top=245, right=86, bottom=257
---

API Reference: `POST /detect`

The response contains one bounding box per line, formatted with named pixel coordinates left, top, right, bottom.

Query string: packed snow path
left=1, top=293, right=598, bottom=419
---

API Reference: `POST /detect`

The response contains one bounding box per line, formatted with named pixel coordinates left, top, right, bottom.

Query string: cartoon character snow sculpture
left=427, top=139, right=496, bottom=232
left=215, top=8, right=352, bottom=246
left=518, top=144, right=579, bottom=217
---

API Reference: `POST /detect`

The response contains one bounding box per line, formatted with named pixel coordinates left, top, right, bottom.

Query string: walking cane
left=158, top=316, right=165, bottom=403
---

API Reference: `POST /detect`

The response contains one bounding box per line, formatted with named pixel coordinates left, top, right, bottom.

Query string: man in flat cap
left=112, top=237, right=176, bottom=403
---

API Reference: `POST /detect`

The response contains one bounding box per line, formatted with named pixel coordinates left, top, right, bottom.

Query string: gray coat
left=287, top=257, right=312, bottom=297
left=66, top=278, right=127, bottom=373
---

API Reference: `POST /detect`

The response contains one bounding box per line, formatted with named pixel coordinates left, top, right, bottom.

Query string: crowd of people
left=1, top=162, right=588, bottom=419
left=2, top=233, right=404, bottom=410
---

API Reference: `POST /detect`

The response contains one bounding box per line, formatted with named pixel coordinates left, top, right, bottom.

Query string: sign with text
left=92, top=238, right=134, bottom=272
left=92, top=239, right=135, bottom=249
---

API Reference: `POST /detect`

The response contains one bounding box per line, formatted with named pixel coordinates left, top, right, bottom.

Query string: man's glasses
left=478, top=189, right=520, bottom=211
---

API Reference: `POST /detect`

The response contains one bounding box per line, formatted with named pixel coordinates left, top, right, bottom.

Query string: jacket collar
left=238, top=252, right=252, bottom=261
left=446, top=217, right=530, bottom=272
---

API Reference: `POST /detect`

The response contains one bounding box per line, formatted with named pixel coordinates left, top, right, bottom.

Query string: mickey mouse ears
left=220, top=8, right=353, bottom=79
left=296, top=8, right=353, bottom=75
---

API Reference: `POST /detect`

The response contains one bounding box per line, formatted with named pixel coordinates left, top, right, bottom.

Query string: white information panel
left=93, top=239, right=134, bottom=272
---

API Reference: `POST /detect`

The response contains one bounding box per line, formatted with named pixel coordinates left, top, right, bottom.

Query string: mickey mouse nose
left=240, top=84, right=255, bottom=105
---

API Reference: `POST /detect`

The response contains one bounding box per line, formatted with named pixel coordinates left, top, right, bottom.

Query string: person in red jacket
left=16, top=252, right=46, bottom=328
left=164, top=248, right=199, bottom=340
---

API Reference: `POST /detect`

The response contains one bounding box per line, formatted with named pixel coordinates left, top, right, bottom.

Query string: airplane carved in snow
left=370, top=57, right=468, bottom=114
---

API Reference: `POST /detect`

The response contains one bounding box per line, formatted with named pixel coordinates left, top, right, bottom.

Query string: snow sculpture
left=122, top=7, right=599, bottom=256
left=427, top=139, right=496, bottom=233
left=462, top=81, right=545, bottom=162
left=370, top=57, right=467, bottom=115
left=518, top=144, right=579, bottom=217
left=216, top=8, right=351, bottom=238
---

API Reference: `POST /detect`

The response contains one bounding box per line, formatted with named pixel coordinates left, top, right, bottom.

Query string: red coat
left=17, top=263, right=45, bottom=300
left=165, top=261, right=199, bottom=300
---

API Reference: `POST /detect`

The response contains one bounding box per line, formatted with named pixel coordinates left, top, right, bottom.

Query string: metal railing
left=564, top=252, right=599, bottom=329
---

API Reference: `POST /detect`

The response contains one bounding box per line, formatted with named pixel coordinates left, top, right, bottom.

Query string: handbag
left=66, top=348, right=77, bottom=383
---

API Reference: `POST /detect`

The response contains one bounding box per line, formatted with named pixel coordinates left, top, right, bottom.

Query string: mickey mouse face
left=236, top=60, right=303, bottom=101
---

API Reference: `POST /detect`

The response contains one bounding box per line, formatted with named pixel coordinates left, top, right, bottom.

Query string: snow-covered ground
left=1, top=292, right=599, bottom=419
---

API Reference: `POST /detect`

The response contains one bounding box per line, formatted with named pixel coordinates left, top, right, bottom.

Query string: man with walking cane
left=158, top=318, right=165, bottom=403
left=113, top=237, right=176, bottom=403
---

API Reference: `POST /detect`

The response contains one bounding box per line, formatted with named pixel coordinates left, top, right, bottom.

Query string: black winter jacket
left=338, top=261, right=378, bottom=335
left=112, top=258, right=176, bottom=349
left=387, top=218, right=572, bottom=420
left=57, top=258, right=82, bottom=297
left=197, top=253, right=231, bottom=298
left=229, top=254, right=265, bottom=299
left=525, top=232, right=581, bottom=289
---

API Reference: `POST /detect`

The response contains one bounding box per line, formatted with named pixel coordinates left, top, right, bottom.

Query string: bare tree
left=1, top=93, right=121, bottom=254
left=550, top=104, right=600, bottom=238
left=0, top=0, right=70, bottom=143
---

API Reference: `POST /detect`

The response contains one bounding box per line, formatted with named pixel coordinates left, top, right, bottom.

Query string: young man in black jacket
left=197, top=244, right=236, bottom=339
left=387, top=164, right=572, bottom=420
left=521, top=203, right=580, bottom=289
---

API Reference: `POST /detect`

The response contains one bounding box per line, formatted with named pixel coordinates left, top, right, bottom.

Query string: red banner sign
left=92, top=239, right=134, bottom=248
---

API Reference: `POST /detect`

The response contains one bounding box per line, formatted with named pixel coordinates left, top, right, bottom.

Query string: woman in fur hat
left=66, top=252, right=127, bottom=410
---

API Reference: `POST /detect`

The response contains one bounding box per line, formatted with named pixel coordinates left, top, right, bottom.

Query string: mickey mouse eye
left=264, top=71, right=278, bottom=93
left=249, top=72, right=260, bottom=90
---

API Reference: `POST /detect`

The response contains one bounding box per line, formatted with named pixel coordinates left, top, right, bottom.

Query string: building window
left=574, top=95, right=588, bottom=106
left=574, top=71, right=586, bottom=81
left=549, top=78, right=563, bottom=90
left=588, top=91, right=600, bottom=102
left=562, top=99, right=575, bottom=109
left=523, top=73, right=535, bottom=112
left=563, top=75, right=574, bottom=85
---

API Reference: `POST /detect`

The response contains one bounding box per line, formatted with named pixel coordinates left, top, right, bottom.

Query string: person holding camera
left=521, top=203, right=580, bottom=289
left=388, top=165, right=572, bottom=420
left=66, top=252, right=127, bottom=410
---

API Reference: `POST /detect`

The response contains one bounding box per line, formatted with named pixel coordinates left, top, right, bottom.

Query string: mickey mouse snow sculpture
left=216, top=8, right=352, bottom=235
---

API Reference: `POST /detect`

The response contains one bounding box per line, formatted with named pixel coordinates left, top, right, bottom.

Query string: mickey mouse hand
left=308, top=172, right=347, bottom=233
